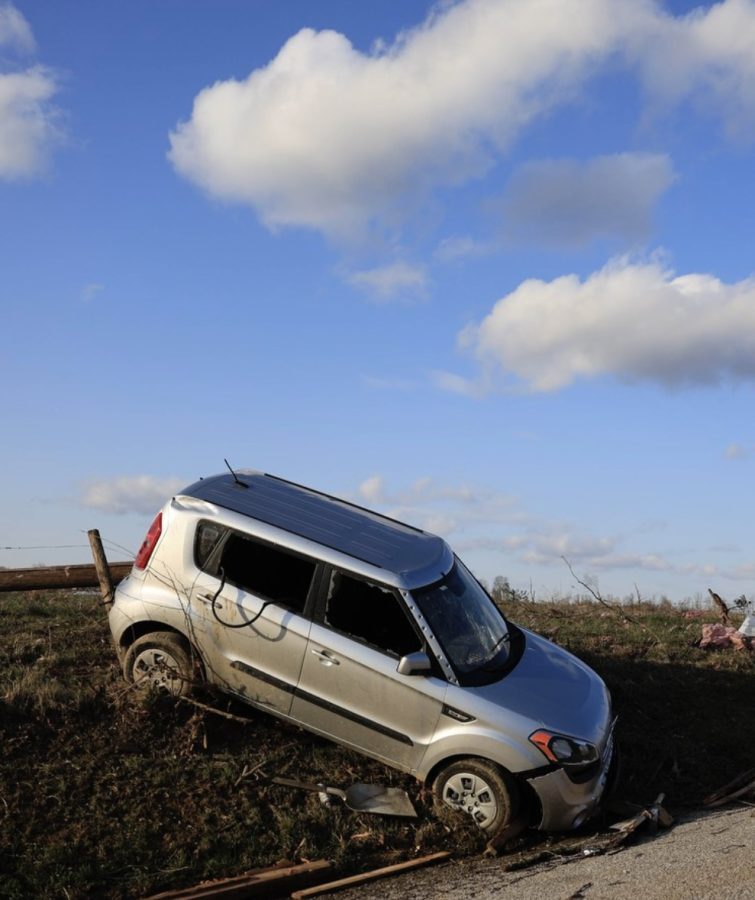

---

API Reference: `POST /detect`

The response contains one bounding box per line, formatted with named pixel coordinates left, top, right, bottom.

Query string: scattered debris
left=697, top=624, right=753, bottom=652
left=272, top=776, right=418, bottom=818
left=499, top=793, right=674, bottom=872
left=703, top=767, right=755, bottom=808
left=143, top=858, right=332, bottom=899
left=609, top=792, right=673, bottom=842
left=289, top=851, right=451, bottom=899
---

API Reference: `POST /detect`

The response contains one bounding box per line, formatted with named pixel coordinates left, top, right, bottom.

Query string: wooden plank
left=290, top=851, right=451, bottom=899
left=144, top=859, right=332, bottom=900
left=0, top=561, right=132, bottom=593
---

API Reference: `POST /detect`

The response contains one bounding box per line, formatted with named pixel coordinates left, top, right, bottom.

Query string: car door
left=190, top=523, right=318, bottom=715
left=291, top=568, right=447, bottom=772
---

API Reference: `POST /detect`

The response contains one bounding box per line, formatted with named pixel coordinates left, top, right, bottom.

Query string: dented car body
left=109, top=470, right=616, bottom=834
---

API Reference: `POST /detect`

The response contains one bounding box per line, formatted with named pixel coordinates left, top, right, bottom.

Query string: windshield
left=411, top=559, right=510, bottom=676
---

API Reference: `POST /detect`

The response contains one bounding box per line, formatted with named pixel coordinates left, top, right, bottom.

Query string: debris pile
left=698, top=623, right=753, bottom=652
left=692, top=588, right=755, bottom=650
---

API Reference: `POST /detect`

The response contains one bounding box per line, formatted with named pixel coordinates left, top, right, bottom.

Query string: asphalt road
left=334, top=806, right=755, bottom=900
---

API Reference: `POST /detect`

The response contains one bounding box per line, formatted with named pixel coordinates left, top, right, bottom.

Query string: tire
left=432, top=758, right=519, bottom=833
left=124, top=632, right=197, bottom=698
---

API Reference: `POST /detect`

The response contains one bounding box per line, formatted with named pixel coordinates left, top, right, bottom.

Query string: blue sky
left=2, top=0, right=755, bottom=602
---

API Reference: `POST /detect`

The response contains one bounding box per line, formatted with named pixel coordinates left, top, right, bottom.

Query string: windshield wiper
left=481, top=631, right=510, bottom=670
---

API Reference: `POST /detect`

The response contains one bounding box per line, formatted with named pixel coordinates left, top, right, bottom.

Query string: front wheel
left=432, top=758, right=519, bottom=833
left=124, top=632, right=196, bottom=698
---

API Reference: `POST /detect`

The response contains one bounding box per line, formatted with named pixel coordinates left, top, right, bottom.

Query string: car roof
left=179, top=471, right=452, bottom=583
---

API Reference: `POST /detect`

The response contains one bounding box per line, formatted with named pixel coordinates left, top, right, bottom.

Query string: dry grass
left=0, top=589, right=752, bottom=898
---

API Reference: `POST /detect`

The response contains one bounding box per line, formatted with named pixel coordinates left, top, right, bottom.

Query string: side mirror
left=397, top=650, right=432, bottom=676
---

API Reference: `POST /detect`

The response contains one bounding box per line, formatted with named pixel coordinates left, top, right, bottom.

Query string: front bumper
left=526, top=729, right=616, bottom=831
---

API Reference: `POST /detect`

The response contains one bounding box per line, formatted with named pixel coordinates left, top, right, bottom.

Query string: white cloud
left=472, top=525, right=676, bottom=574
left=457, top=257, right=755, bottom=392
left=358, top=474, right=385, bottom=503
left=428, top=369, right=489, bottom=398
left=627, top=0, right=755, bottom=140
left=500, top=153, right=675, bottom=247
left=356, top=473, right=518, bottom=538
left=0, top=66, right=59, bottom=179
left=434, top=235, right=496, bottom=263
left=80, top=476, right=185, bottom=516
left=346, top=262, right=428, bottom=299
left=168, top=0, right=622, bottom=238
left=169, top=0, right=755, bottom=240
left=0, top=7, right=61, bottom=181
left=353, top=474, right=723, bottom=586
left=0, top=3, right=35, bottom=54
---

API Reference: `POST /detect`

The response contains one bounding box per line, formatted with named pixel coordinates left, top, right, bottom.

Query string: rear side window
left=210, top=529, right=316, bottom=614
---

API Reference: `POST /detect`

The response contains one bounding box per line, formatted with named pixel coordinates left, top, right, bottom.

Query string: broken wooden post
left=88, top=528, right=115, bottom=608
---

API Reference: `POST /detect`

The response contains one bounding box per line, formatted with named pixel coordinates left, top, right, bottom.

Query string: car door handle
left=311, top=648, right=340, bottom=666
left=199, top=593, right=222, bottom=609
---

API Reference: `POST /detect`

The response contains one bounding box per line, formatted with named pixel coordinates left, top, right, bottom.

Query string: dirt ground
left=334, top=806, right=755, bottom=900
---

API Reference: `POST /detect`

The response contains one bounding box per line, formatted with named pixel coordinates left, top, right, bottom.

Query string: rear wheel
left=433, top=758, right=518, bottom=833
left=124, top=632, right=196, bottom=698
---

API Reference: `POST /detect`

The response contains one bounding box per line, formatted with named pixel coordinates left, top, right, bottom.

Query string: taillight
left=134, top=512, right=162, bottom=570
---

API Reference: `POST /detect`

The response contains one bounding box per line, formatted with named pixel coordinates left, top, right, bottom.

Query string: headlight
left=529, top=729, right=599, bottom=769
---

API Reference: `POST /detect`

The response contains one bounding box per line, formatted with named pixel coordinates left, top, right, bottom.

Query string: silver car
left=109, top=469, right=616, bottom=835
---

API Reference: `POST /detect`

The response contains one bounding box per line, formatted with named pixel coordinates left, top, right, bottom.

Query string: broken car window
left=324, top=571, right=421, bottom=658
left=214, top=531, right=316, bottom=614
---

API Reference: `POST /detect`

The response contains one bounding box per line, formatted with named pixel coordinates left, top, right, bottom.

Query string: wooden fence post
left=88, top=529, right=115, bottom=608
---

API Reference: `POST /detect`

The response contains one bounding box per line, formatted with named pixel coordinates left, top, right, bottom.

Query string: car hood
left=472, top=628, right=611, bottom=745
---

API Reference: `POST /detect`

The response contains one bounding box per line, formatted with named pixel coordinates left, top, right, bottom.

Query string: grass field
left=0, top=590, right=752, bottom=898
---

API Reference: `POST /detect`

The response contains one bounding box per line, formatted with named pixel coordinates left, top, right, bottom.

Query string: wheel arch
left=116, top=621, right=205, bottom=679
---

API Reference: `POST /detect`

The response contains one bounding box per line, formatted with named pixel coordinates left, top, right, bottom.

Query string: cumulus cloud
left=346, top=262, right=427, bottom=299
left=500, top=153, right=675, bottom=247
left=0, top=6, right=61, bottom=181
left=168, top=0, right=622, bottom=238
left=457, top=257, right=755, bottom=391
left=169, top=0, right=755, bottom=240
left=80, top=476, right=185, bottom=516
